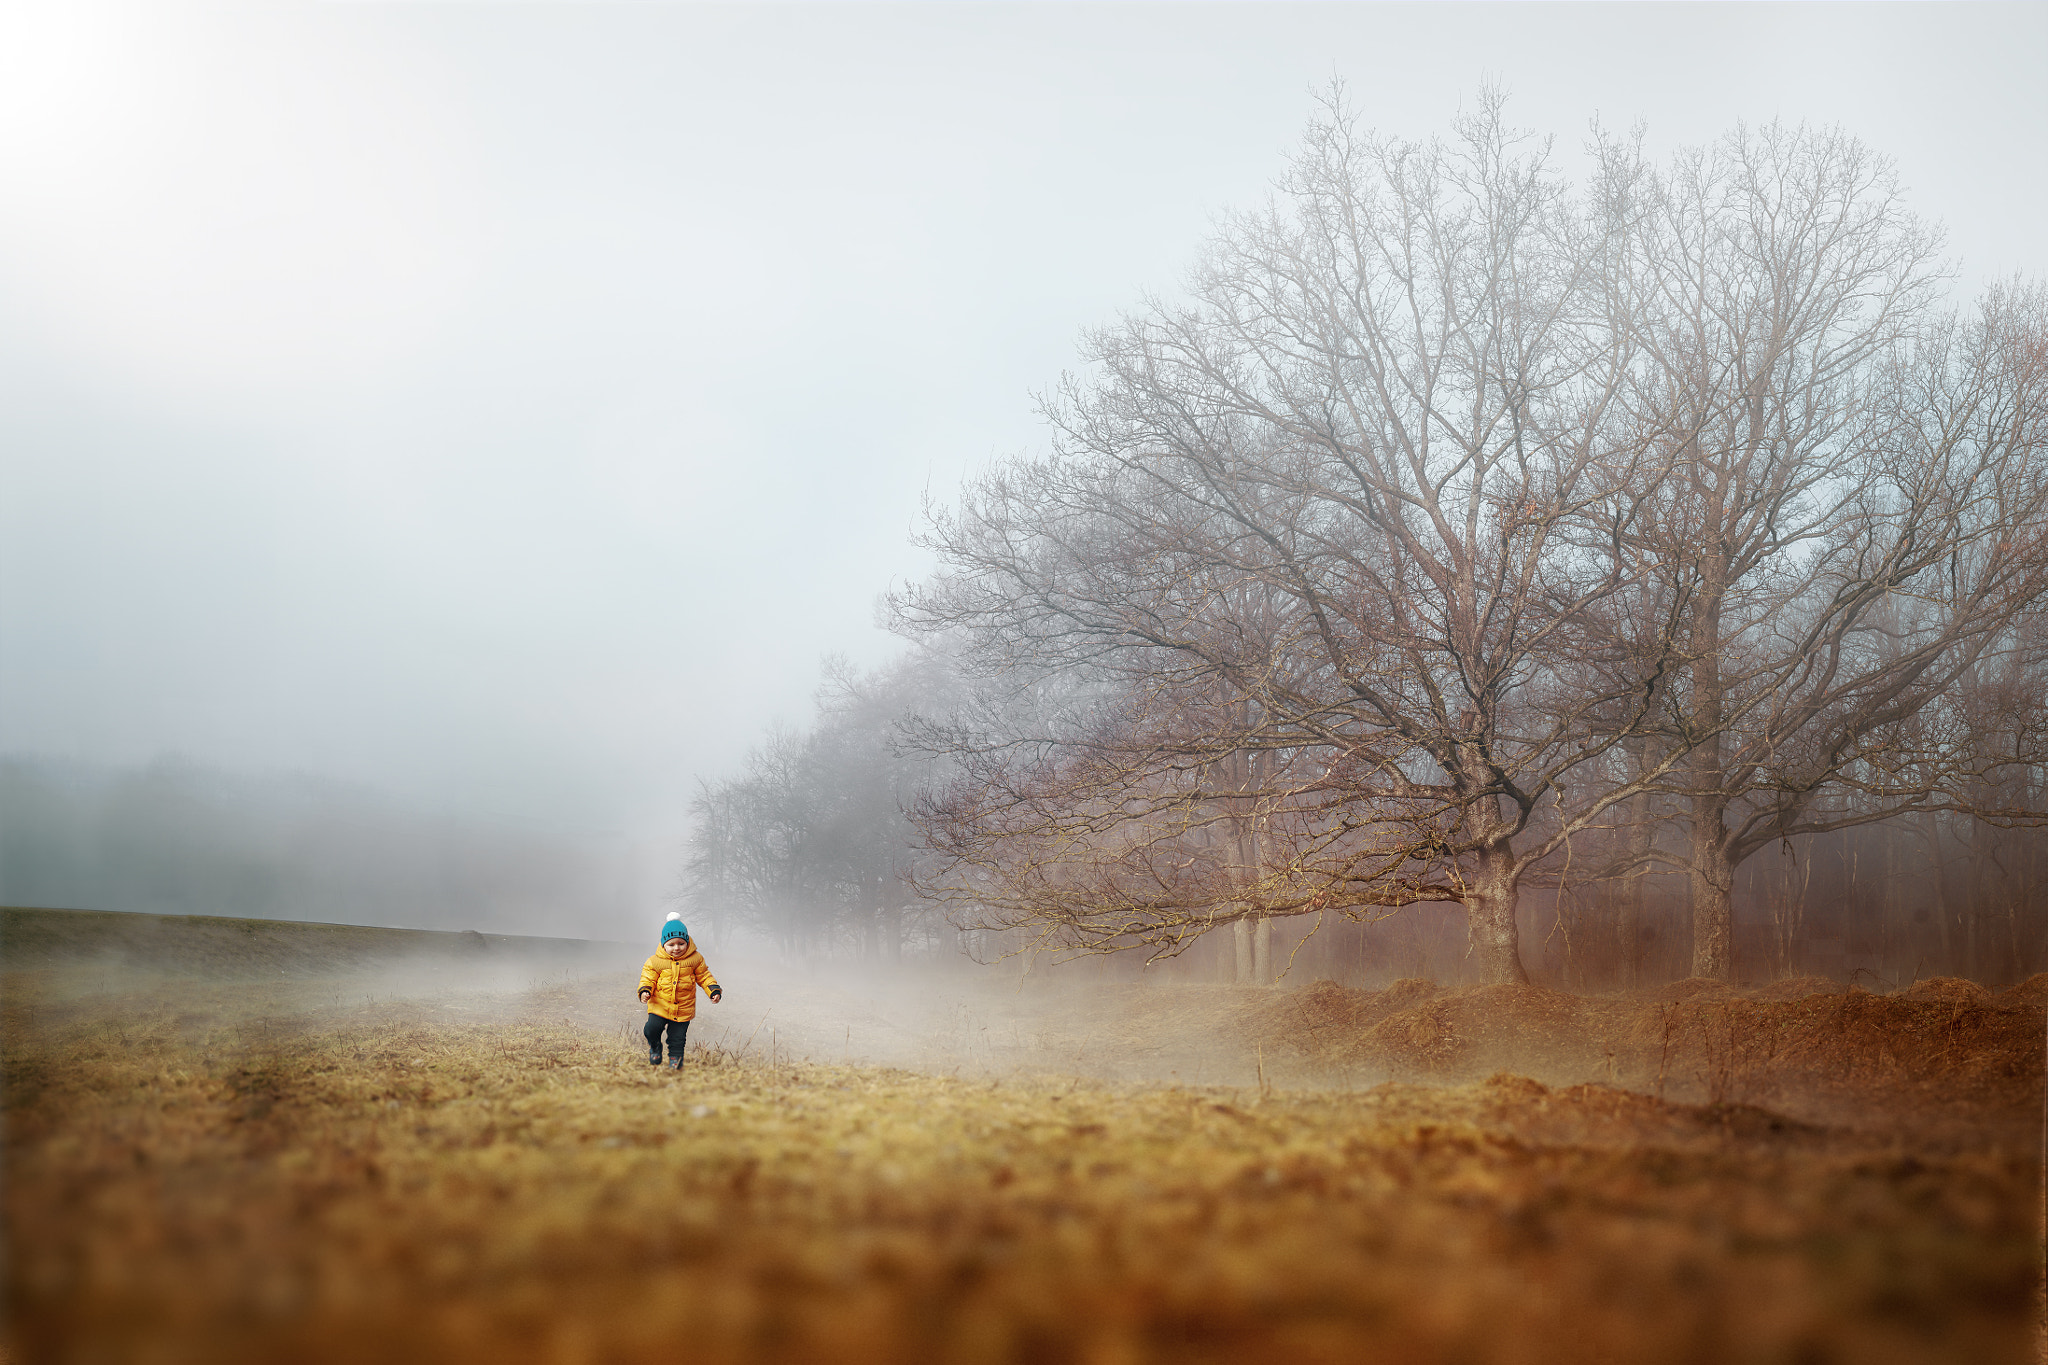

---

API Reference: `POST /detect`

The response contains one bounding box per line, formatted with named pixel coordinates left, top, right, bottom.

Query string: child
left=638, top=913, right=721, bottom=1069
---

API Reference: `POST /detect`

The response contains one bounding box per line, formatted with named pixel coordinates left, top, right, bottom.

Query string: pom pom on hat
left=660, top=914, right=688, bottom=944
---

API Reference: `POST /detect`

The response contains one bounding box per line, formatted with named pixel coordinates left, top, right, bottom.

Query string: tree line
left=692, top=93, right=2048, bottom=985
left=683, top=654, right=957, bottom=960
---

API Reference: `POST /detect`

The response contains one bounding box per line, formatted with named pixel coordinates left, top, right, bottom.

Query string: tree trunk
left=1230, top=805, right=1266, bottom=984
left=1967, top=817, right=1990, bottom=981
left=1619, top=736, right=1657, bottom=991
left=1686, top=567, right=1734, bottom=982
left=1925, top=816, right=1952, bottom=975
left=1689, top=827, right=1735, bottom=980
left=1463, top=845, right=1528, bottom=985
left=1618, top=861, right=1645, bottom=991
left=1883, top=834, right=1901, bottom=983
left=1232, top=918, right=1254, bottom=984
left=1252, top=916, right=1272, bottom=985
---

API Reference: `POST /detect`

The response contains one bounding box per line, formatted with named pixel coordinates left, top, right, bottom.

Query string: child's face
left=664, top=938, right=687, bottom=959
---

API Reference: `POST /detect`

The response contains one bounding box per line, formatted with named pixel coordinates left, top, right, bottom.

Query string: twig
left=737, top=1010, right=772, bottom=1060
left=1657, top=1004, right=1673, bottom=1103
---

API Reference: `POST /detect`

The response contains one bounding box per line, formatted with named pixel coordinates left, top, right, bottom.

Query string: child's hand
left=637, top=988, right=652, bottom=1003
left=708, top=986, right=722, bottom=1003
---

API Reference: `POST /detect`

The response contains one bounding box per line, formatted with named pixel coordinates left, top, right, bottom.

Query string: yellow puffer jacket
left=639, top=946, right=719, bottom=1022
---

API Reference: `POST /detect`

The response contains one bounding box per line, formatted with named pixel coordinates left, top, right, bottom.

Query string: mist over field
left=0, top=755, right=644, bottom=938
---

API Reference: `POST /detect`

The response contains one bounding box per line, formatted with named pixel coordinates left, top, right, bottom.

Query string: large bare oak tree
left=897, top=94, right=1688, bottom=984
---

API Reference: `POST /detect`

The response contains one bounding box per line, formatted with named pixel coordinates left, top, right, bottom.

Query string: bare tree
left=685, top=725, right=819, bottom=954
left=907, top=653, right=1400, bottom=979
left=898, top=92, right=1691, bottom=984
left=687, top=654, right=956, bottom=959
left=1602, top=119, right=2048, bottom=977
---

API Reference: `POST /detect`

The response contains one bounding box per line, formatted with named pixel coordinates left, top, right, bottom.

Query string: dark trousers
left=644, top=1013, right=689, bottom=1061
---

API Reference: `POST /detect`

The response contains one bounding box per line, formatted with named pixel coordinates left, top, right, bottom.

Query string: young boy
left=638, top=914, right=721, bottom=1068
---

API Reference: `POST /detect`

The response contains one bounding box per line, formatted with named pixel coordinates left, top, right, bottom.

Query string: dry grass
left=1257, top=976, right=2047, bottom=1136
left=3, top=916, right=2043, bottom=1364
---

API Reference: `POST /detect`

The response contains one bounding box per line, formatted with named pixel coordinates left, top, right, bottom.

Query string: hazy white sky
left=3, top=2, right=2044, bottom=890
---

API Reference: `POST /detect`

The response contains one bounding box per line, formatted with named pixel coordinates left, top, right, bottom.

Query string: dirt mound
left=1378, top=977, right=1442, bottom=1012
left=1997, top=973, right=2048, bottom=1008
left=1653, top=976, right=1741, bottom=1002
left=1256, top=973, right=2043, bottom=1128
left=1747, top=975, right=1846, bottom=1002
left=1894, top=976, right=1993, bottom=1006
left=1353, top=983, right=1597, bottom=1075
left=1285, top=979, right=1380, bottom=1033
left=1624, top=986, right=2043, bottom=1110
left=1265, top=978, right=1445, bottom=1061
left=1266, top=978, right=1564, bottom=1075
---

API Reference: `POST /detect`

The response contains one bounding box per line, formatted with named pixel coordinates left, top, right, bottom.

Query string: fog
left=0, top=755, right=645, bottom=936
left=4, top=3, right=2045, bottom=941
left=1, top=903, right=1276, bottom=1091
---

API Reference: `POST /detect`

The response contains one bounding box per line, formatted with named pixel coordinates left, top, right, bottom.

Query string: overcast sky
left=3, top=2, right=2044, bottom=906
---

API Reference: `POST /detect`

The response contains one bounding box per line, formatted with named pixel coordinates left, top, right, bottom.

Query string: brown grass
left=1255, top=976, right=2046, bottom=1142
left=4, top=915, right=2043, bottom=1364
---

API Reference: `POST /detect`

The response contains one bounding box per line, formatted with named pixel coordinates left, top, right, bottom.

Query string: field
left=4, top=908, right=2044, bottom=1364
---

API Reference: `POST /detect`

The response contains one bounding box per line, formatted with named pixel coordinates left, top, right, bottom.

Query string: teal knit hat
left=660, top=914, right=688, bottom=945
